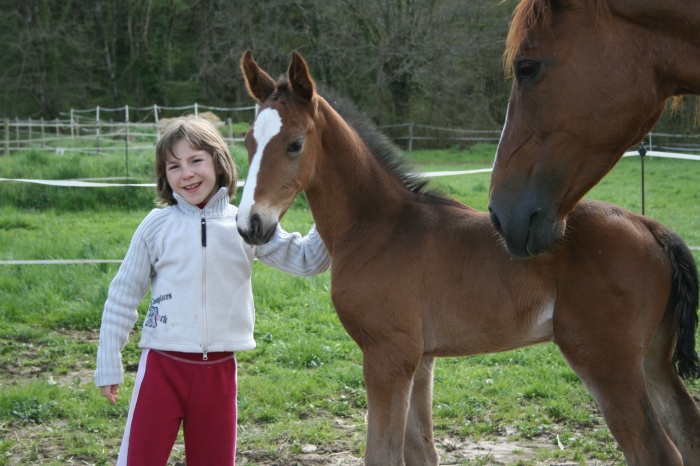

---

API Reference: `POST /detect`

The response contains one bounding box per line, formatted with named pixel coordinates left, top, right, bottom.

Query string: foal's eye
left=514, top=60, right=541, bottom=83
left=287, top=140, right=303, bottom=154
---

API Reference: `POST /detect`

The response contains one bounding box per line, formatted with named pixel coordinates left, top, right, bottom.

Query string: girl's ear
left=240, top=51, right=276, bottom=103
left=213, top=150, right=224, bottom=174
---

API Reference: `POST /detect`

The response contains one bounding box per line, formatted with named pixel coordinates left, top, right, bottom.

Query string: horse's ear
left=240, top=50, right=276, bottom=103
left=288, top=51, right=316, bottom=104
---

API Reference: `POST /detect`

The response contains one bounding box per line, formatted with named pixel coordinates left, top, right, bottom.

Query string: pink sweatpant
left=117, top=349, right=237, bottom=466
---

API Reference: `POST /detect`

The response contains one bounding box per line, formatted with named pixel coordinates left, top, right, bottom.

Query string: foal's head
left=236, top=51, right=321, bottom=245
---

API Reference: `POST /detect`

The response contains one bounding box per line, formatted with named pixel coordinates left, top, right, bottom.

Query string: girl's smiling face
left=165, top=138, right=220, bottom=206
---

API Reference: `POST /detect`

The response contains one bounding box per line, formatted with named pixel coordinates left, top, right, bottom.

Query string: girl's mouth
left=184, top=182, right=201, bottom=191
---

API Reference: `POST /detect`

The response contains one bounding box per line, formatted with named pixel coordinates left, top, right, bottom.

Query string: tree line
left=1, top=0, right=695, bottom=135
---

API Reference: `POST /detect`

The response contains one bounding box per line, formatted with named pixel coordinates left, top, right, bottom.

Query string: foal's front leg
left=404, top=356, right=439, bottom=466
left=362, top=340, right=422, bottom=466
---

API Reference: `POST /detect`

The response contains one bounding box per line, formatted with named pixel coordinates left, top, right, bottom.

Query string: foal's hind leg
left=559, top=348, right=682, bottom=465
left=404, top=356, right=439, bottom=466
left=644, top=316, right=700, bottom=465
left=555, top=316, right=682, bottom=465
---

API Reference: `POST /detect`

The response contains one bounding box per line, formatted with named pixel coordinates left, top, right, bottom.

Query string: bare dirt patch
left=233, top=433, right=610, bottom=466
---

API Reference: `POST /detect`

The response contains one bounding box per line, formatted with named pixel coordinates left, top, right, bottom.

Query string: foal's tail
left=654, top=224, right=700, bottom=380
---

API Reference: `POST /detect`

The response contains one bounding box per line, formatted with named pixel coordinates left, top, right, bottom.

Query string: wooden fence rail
left=3, top=102, right=700, bottom=155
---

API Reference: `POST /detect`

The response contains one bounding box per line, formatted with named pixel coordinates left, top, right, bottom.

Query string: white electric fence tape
left=1, top=150, right=698, bottom=263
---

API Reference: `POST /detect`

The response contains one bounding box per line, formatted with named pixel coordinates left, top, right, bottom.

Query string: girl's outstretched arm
left=255, top=225, right=331, bottom=276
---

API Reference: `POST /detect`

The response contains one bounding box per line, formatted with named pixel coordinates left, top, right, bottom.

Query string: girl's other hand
left=100, top=384, right=120, bottom=404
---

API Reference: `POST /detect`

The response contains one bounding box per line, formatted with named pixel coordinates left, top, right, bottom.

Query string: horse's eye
left=514, top=60, right=541, bottom=83
left=288, top=140, right=303, bottom=154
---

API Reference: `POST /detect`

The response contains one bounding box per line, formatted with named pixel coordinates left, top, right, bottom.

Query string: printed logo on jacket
left=144, top=293, right=172, bottom=328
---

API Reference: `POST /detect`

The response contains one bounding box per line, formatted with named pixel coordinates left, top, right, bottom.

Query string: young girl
left=94, top=116, right=330, bottom=466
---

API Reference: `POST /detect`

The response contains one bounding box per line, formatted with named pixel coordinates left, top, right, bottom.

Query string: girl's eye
left=167, top=165, right=179, bottom=171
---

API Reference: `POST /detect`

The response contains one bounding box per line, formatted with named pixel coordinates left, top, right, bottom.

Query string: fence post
left=194, top=102, right=199, bottom=116
left=153, top=104, right=160, bottom=144
left=408, top=122, right=414, bottom=151
left=4, top=118, right=8, bottom=156
left=41, top=117, right=45, bottom=142
left=228, top=117, right=233, bottom=145
left=125, top=105, right=130, bottom=180
left=638, top=144, right=647, bottom=216
left=96, top=106, right=101, bottom=151
left=70, top=109, right=75, bottom=138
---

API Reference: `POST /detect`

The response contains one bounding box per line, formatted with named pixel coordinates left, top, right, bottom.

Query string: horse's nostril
left=489, top=207, right=503, bottom=235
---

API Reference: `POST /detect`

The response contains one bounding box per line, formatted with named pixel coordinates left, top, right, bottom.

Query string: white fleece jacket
left=94, top=187, right=330, bottom=387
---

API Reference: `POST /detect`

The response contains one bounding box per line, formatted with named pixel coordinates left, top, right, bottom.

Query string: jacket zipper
left=201, top=211, right=208, bottom=360
left=201, top=214, right=207, bottom=247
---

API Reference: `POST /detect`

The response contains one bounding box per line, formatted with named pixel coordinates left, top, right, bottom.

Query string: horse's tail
left=652, top=223, right=700, bottom=380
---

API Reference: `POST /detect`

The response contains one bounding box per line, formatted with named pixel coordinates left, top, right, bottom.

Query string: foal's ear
left=240, top=51, right=276, bottom=103
left=288, top=51, right=316, bottom=105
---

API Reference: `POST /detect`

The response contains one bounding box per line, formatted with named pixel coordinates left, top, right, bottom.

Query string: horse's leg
left=362, top=339, right=421, bottom=466
left=644, top=315, right=700, bottom=465
left=403, top=356, right=439, bottom=466
left=561, top=352, right=682, bottom=465
left=555, top=318, right=682, bottom=465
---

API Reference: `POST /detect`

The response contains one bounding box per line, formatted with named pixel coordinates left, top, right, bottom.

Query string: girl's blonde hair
left=155, top=116, right=238, bottom=206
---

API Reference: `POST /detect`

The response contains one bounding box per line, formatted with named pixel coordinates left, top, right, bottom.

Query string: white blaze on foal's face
left=237, top=108, right=283, bottom=230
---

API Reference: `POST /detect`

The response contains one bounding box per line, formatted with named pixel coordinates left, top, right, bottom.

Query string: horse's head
left=237, top=51, right=320, bottom=245
left=488, top=0, right=669, bottom=258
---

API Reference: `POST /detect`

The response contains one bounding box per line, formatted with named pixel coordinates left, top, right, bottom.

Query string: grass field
left=1, top=142, right=699, bottom=465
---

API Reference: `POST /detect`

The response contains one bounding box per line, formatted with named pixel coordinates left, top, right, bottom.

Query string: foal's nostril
left=250, top=214, right=263, bottom=239
left=237, top=227, right=251, bottom=244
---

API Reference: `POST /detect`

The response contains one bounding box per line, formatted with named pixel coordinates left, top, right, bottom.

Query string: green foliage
left=0, top=0, right=521, bottom=132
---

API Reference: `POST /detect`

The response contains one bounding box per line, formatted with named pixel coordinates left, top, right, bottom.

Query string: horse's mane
left=504, top=0, right=609, bottom=76
left=316, top=84, right=450, bottom=200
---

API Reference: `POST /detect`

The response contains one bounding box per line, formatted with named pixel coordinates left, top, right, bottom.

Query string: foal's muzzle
left=237, top=213, right=277, bottom=246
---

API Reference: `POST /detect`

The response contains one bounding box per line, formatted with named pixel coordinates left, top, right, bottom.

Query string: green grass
left=0, top=143, right=699, bottom=465
left=0, top=136, right=250, bottom=211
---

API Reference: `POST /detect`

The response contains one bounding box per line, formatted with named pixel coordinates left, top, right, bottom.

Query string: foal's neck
left=304, top=99, right=409, bottom=251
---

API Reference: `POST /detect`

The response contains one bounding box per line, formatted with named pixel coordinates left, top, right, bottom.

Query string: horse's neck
left=305, top=100, right=406, bottom=251
left=612, top=0, right=700, bottom=94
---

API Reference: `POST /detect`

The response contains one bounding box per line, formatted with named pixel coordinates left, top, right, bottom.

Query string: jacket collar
left=173, top=187, right=230, bottom=217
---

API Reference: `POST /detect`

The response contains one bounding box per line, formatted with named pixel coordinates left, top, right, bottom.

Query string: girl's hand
left=100, top=384, right=120, bottom=404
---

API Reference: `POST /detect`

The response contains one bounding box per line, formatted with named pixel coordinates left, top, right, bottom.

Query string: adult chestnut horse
left=488, top=0, right=700, bottom=259
left=237, top=51, right=700, bottom=466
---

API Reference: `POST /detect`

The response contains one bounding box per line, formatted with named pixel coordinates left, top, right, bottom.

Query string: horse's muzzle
left=488, top=201, right=565, bottom=259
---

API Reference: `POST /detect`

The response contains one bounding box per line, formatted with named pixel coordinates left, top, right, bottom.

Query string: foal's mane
left=315, top=83, right=449, bottom=200
left=504, top=0, right=609, bottom=76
